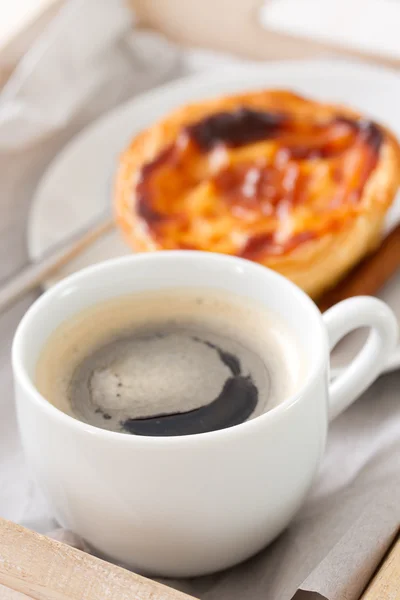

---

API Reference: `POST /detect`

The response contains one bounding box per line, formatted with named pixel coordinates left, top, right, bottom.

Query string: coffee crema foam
left=36, top=289, right=304, bottom=436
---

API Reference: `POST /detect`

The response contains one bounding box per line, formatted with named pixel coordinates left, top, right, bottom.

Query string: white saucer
left=28, top=59, right=400, bottom=373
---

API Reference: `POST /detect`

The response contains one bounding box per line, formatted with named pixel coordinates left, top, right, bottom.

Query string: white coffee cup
left=12, top=252, right=398, bottom=577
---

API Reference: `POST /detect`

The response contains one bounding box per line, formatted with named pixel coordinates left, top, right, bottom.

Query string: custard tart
left=115, top=90, right=400, bottom=299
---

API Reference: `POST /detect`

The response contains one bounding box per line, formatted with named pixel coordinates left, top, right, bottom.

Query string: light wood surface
left=132, top=0, right=400, bottom=69
left=0, top=518, right=197, bottom=600
left=0, top=587, right=32, bottom=600
left=360, top=535, right=400, bottom=599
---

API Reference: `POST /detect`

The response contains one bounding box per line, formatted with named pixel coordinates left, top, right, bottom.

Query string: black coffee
left=36, top=289, right=302, bottom=436
left=68, top=325, right=265, bottom=436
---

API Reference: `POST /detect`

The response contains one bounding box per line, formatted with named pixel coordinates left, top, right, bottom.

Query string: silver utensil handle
left=0, top=217, right=114, bottom=315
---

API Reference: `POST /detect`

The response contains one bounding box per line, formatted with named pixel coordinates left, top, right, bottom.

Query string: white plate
left=28, top=59, right=400, bottom=372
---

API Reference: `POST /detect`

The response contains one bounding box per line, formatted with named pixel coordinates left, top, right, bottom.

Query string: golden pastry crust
left=114, top=90, right=400, bottom=299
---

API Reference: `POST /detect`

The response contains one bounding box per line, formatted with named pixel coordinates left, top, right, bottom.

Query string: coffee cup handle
left=323, top=296, right=398, bottom=422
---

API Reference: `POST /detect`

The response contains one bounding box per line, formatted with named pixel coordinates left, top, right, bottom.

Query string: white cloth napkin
left=0, top=2, right=398, bottom=600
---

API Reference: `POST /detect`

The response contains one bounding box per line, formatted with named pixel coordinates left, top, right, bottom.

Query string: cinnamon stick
left=318, top=223, right=400, bottom=312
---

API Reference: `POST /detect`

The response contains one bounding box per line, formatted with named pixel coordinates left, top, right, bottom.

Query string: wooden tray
left=0, top=519, right=398, bottom=599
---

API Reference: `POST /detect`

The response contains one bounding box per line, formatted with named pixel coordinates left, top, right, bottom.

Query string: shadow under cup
left=12, top=251, right=328, bottom=577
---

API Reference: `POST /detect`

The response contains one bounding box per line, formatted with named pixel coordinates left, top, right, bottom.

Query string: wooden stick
left=318, top=223, right=400, bottom=312
left=0, top=586, right=33, bottom=600
left=0, top=215, right=114, bottom=315
left=0, top=518, right=197, bottom=600
left=360, top=534, right=400, bottom=599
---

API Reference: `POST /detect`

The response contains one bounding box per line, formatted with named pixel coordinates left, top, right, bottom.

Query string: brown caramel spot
left=185, top=108, right=286, bottom=150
